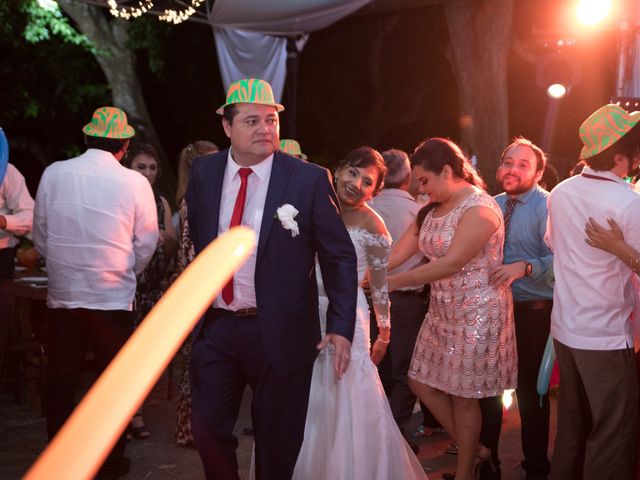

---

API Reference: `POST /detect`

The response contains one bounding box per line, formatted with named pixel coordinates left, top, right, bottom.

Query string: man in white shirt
left=546, top=104, right=640, bottom=480
left=0, top=156, right=35, bottom=380
left=33, top=107, right=158, bottom=478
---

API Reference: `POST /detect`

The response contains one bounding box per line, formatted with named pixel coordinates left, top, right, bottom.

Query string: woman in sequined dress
left=387, top=138, right=517, bottom=480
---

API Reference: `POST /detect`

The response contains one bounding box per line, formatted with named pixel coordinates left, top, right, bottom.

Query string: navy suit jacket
left=185, top=149, right=358, bottom=375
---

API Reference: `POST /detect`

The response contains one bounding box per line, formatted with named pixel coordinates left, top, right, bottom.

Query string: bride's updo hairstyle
left=411, top=137, right=487, bottom=227
left=336, top=146, right=388, bottom=197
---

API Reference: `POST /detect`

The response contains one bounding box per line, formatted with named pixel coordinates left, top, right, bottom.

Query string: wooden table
left=4, top=270, right=49, bottom=409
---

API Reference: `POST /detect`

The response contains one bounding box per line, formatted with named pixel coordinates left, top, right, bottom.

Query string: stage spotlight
left=547, top=83, right=567, bottom=99
left=576, top=0, right=612, bottom=26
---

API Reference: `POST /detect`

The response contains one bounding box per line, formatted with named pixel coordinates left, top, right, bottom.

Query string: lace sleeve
left=363, top=232, right=392, bottom=329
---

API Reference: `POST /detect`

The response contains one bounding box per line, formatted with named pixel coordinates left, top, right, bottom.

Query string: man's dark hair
left=500, top=136, right=547, bottom=172
left=583, top=122, right=640, bottom=171
left=222, top=104, right=239, bottom=126
left=84, top=136, right=128, bottom=154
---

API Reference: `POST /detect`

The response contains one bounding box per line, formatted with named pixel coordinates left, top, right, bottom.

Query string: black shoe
left=96, top=457, right=130, bottom=479
left=442, top=472, right=455, bottom=480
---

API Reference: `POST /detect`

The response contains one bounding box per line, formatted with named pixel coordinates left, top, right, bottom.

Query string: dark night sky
left=145, top=0, right=618, bottom=177
left=3, top=0, right=620, bottom=195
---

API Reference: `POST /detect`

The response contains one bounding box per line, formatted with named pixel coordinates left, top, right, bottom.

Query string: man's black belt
left=210, top=307, right=258, bottom=317
left=391, top=290, right=424, bottom=297
left=514, top=300, right=552, bottom=311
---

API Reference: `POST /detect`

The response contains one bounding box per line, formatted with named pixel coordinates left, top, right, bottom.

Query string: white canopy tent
left=208, top=0, right=373, bottom=101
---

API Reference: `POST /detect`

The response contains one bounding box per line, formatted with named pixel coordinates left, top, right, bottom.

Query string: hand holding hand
left=490, top=262, right=526, bottom=287
left=317, top=333, right=352, bottom=380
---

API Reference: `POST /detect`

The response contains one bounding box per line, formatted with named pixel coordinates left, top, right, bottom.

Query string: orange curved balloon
left=25, top=226, right=255, bottom=480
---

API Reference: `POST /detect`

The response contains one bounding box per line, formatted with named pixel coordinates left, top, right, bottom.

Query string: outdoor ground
left=0, top=364, right=556, bottom=480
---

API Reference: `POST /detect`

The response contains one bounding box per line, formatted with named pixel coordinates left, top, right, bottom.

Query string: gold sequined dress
left=408, top=191, right=517, bottom=398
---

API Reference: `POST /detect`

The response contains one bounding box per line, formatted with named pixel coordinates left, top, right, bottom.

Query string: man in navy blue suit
left=185, top=78, right=358, bottom=479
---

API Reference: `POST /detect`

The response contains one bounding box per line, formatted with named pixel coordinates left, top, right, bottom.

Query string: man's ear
left=222, top=118, right=232, bottom=139
left=535, top=169, right=544, bottom=183
left=117, top=140, right=130, bottom=161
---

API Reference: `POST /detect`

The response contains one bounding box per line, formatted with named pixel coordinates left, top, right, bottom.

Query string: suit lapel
left=205, top=151, right=227, bottom=243
left=257, top=152, right=291, bottom=261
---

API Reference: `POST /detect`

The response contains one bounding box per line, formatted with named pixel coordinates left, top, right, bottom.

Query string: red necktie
left=221, top=167, right=253, bottom=305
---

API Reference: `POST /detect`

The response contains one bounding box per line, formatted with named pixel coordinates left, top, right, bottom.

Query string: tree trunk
left=56, top=0, right=175, bottom=193
left=443, top=0, right=513, bottom=192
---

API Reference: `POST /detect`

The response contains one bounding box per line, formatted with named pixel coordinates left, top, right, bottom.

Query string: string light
left=107, top=0, right=155, bottom=20
left=159, top=0, right=204, bottom=24
left=108, top=0, right=204, bottom=24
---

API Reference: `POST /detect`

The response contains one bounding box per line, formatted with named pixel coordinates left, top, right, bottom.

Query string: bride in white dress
left=292, top=146, right=427, bottom=480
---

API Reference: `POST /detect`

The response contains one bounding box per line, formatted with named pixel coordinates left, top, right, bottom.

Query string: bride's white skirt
left=292, top=296, right=427, bottom=480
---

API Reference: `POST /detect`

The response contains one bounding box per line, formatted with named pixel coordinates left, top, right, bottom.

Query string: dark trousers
left=45, top=308, right=133, bottom=463
left=551, top=340, right=638, bottom=480
left=0, top=247, right=14, bottom=378
left=480, top=302, right=552, bottom=478
left=387, top=292, right=428, bottom=432
left=370, top=291, right=437, bottom=434
left=515, top=304, right=552, bottom=476
left=190, top=311, right=313, bottom=480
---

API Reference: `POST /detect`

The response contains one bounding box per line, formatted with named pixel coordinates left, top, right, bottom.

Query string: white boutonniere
left=276, top=204, right=300, bottom=237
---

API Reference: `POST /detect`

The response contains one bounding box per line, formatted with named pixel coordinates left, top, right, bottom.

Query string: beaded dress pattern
left=408, top=191, right=517, bottom=398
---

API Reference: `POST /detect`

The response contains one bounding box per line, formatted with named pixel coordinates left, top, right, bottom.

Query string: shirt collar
left=226, top=148, right=274, bottom=182
left=508, top=185, right=541, bottom=204
left=377, top=188, right=417, bottom=202
left=581, top=166, right=630, bottom=188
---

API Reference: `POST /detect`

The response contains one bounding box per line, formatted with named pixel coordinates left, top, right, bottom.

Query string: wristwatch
left=524, top=262, right=533, bottom=277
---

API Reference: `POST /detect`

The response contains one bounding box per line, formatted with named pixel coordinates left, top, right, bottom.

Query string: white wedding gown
left=291, top=227, right=427, bottom=480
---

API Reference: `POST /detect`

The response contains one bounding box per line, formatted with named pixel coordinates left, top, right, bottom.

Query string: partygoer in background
left=279, top=139, right=308, bottom=160
left=33, top=107, right=158, bottom=478
left=583, top=216, right=640, bottom=480
left=176, top=141, right=219, bottom=207
left=387, top=137, right=517, bottom=480
left=546, top=104, right=640, bottom=480
left=123, top=142, right=177, bottom=439
left=0, top=159, right=34, bottom=379
left=369, top=148, right=439, bottom=454
left=174, top=140, right=218, bottom=447
left=485, top=137, right=554, bottom=480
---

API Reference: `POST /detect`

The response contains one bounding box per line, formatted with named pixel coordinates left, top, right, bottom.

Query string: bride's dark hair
left=336, top=146, right=388, bottom=197
left=411, top=137, right=487, bottom=228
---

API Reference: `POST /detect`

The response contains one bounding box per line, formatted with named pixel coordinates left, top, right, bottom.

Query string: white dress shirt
left=369, top=188, right=425, bottom=291
left=215, top=149, right=273, bottom=310
left=33, top=149, right=159, bottom=310
left=547, top=167, right=640, bottom=350
left=0, top=163, right=34, bottom=249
